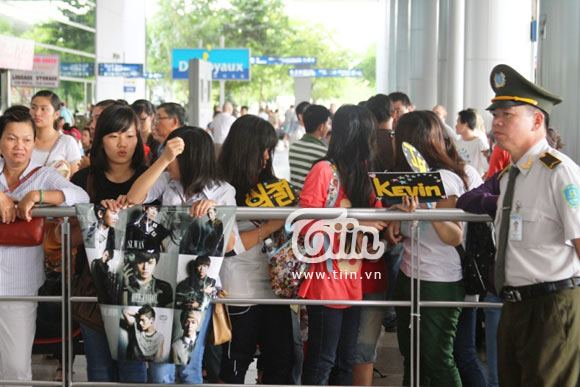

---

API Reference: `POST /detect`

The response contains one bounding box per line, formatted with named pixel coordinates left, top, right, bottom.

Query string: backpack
left=455, top=221, right=496, bottom=297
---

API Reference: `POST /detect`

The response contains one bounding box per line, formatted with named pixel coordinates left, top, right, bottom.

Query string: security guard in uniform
left=487, top=64, right=580, bottom=386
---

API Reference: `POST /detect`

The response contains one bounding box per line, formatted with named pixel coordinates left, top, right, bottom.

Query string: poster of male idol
left=76, top=204, right=236, bottom=363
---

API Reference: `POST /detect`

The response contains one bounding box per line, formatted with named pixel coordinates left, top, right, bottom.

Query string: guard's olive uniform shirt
left=495, top=138, right=580, bottom=287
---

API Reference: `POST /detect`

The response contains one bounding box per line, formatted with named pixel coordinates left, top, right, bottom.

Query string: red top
left=298, top=161, right=386, bottom=307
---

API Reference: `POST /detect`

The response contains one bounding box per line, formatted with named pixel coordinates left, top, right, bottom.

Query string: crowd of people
left=0, top=62, right=578, bottom=387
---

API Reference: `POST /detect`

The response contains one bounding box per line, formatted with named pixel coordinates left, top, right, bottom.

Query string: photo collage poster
left=75, top=204, right=236, bottom=364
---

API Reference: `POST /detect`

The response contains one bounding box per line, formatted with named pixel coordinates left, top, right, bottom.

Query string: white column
left=464, top=0, right=532, bottom=128
left=395, top=0, right=411, bottom=93
left=388, top=0, right=399, bottom=92
left=538, top=0, right=580, bottom=162
left=409, top=0, right=439, bottom=109
left=376, top=0, right=391, bottom=94
left=437, top=0, right=449, bottom=108
left=445, top=0, right=465, bottom=118
left=96, top=0, right=146, bottom=102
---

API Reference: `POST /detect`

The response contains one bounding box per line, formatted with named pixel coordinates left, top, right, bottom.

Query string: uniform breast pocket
left=510, top=207, right=542, bottom=248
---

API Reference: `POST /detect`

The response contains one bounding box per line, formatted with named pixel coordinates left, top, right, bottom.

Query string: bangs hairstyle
left=0, top=105, right=36, bottom=139
left=131, top=99, right=155, bottom=116
left=31, top=90, right=61, bottom=112
left=90, top=104, right=145, bottom=173
left=394, top=111, right=467, bottom=189
left=327, top=104, right=378, bottom=207
left=165, top=126, right=221, bottom=197
left=218, top=115, right=278, bottom=205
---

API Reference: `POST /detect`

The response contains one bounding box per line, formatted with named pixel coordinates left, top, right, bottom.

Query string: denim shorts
left=354, top=291, right=386, bottom=364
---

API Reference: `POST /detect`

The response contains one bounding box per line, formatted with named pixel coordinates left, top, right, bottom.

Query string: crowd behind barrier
left=0, top=207, right=498, bottom=387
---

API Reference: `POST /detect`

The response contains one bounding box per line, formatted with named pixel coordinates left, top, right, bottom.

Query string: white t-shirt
left=464, top=164, right=484, bottom=190
left=210, top=112, right=236, bottom=144
left=31, top=133, right=82, bottom=167
left=144, top=172, right=236, bottom=207
left=219, top=220, right=277, bottom=301
left=456, top=137, right=489, bottom=176
left=399, top=169, right=467, bottom=282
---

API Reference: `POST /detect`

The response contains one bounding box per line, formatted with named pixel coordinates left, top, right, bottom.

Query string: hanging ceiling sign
left=289, top=68, right=363, bottom=78
left=98, top=63, right=144, bottom=78
left=251, top=56, right=316, bottom=65
left=172, top=48, right=250, bottom=81
left=11, top=54, right=60, bottom=88
left=0, top=35, right=35, bottom=71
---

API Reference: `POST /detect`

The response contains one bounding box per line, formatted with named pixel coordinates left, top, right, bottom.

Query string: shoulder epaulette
left=539, top=152, right=561, bottom=169
left=497, top=165, right=510, bottom=180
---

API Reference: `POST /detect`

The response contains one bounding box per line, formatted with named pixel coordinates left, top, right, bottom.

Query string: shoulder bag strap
left=3, top=166, right=43, bottom=193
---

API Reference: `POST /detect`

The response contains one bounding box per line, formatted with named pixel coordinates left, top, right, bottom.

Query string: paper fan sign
left=368, top=141, right=446, bottom=204
left=402, top=141, right=429, bottom=173
left=76, top=204, right=236, bottom=364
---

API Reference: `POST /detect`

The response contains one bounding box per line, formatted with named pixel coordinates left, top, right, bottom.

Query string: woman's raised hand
left=161, top=137, right=185, bottom=163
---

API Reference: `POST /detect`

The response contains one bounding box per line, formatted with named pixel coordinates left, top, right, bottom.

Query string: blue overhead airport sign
left=60, top=62, right=94, bottom=78
left=251, top=56, right=316, bottom=65
left=144, top=72, right=164, bottom=80
left=172, top=48, right=250, bottom=81
left=98, top=63, right=143, bottom=78
left=289, top=68, right=363, bottom=78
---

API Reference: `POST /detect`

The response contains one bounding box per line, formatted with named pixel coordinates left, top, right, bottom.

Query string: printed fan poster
left=76, top=204, right=235, bottom=364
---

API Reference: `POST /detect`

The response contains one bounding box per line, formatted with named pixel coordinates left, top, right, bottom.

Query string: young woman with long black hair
left=127, top=126, right=236, bottom=384
left=298, top=104, right=388, bottom=385
left=217, top=115, right=296, bottom=384
left=387, top=110, right=468, bottom=387
left=71, top=103, right=149, bottom=382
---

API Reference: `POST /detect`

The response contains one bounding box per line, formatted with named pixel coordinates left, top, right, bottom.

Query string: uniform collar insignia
left=521, top=156, right=533, bottom=170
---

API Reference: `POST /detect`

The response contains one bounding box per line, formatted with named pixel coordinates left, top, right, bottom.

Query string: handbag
left=71, top=248, right=105, bottom=332
left=0, top=217, right=45, bottom=246
left=209, top=291, right=232, bottom=345
left=0, top=166, right=45, bottom=246
left=455, top=222, right=496, bottom=296
left=268, top=161, right=340, bottom=298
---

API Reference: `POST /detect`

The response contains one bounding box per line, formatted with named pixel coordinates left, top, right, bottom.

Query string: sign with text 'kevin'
left=369, top=172, right=446, bottom=204
left=172, top=48, right=250, bottom=81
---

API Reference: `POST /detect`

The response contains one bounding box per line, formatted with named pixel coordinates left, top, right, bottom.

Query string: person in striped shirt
left=288, top=104, right=331, bottom=192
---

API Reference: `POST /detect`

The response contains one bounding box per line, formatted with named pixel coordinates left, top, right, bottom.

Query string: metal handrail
left=1, top=207, right=498, bottom=387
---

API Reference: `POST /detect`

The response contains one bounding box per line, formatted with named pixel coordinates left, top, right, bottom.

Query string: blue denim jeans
left=483, top=293, right=502, bottom=387
left=149, top=303, right=213, bottom=383
left=453, top=307, right=487, bottom=387
left=79, top=323, right=147, bottom=383
left=302, top=305, right=361, bottom=385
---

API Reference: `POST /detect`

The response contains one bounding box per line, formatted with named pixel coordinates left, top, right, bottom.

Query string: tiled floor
left=32, top=331, right=404, bottom=385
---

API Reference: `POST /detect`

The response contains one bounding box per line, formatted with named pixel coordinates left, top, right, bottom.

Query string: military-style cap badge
left=487, top=64, right=562, bottom=114
left=494, top=71, right=506, bottom=88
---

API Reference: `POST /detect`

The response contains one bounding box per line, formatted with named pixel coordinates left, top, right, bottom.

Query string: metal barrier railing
left=0, top=207, right=500, bottom=387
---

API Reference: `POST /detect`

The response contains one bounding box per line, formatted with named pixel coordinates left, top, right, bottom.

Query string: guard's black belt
left=501, top=277, right=580, bottom=303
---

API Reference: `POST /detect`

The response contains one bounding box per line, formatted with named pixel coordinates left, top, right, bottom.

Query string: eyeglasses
left=154, top=116, right=171, bottom=124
